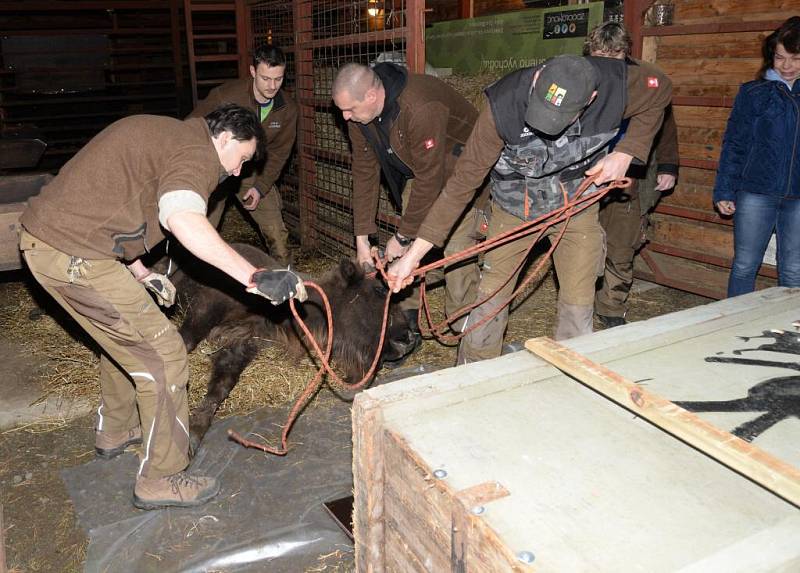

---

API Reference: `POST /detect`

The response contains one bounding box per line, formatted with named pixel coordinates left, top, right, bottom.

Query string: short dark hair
left=760, top=16, right=800, bottom=79
left=204, top=103, right=266, bottom=161
left=253, top=44, right=286, bottom=69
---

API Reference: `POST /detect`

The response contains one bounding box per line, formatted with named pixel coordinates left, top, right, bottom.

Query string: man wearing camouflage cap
left=387, top=54, right=671, bottom=363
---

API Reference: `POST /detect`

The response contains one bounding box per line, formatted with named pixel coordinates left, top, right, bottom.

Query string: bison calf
left=173, top=243, right=416, bottom=450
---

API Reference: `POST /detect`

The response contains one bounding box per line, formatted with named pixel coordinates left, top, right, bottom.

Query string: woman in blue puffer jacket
left=714, top=16, right=800, bottom=297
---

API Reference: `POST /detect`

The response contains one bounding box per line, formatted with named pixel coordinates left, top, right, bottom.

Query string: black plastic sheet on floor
left=62, top=400, right=355, bottom=572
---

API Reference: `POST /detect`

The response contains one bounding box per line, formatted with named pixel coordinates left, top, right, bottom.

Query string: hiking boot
left=597, top=314, right=627, bottom=329
left=133, top=471, right=220, bottom=510
left=95, top=427, right=142, bottom=459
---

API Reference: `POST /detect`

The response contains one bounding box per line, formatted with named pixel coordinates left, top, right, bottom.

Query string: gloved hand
left=247, top=268, right=307, bottom=305
left=141, top=272, right=177, bottom=307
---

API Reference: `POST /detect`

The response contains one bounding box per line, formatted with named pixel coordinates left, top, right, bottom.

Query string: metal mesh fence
left=250, top=0, right=423, bottom=260
left=249, top=0, right=300, bottom=237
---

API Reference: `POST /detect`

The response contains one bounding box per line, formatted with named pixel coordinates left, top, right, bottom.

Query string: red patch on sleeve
left=647, top=76, right=659, bottom=88
left=424, top=138, right=436, bottom=150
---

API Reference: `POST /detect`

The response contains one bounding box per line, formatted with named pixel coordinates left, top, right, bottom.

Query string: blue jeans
left=728, top=191, right=800, bottom=297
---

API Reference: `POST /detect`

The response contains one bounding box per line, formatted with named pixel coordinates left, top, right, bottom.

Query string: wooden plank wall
left=637, top=0, right=799, bottom=298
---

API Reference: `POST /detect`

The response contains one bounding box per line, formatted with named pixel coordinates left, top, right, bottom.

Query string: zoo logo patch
left=647, top=77, right=659, bottom=88
left=424, top=138, right=436, bottom=150
left=545, top=83, right=567, bottom=106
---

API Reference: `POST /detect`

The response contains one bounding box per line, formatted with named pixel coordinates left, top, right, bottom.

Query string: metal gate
left=249, top=0, right=425, bottom=259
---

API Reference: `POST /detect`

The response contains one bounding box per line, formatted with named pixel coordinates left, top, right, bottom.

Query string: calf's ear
left=339, top=258, right=364, bottom=287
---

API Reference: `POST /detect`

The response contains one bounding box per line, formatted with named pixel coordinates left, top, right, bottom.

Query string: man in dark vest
left=189, top=45, right=297, bottom=265
left=387, top=55, right=672, bottom=364
left=332, top=62, right=488, bottom=353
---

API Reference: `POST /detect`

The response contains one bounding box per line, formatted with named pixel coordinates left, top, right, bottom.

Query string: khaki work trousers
left=20, top=230, right=190, bottom=478
left=457, top=202, right=604, bottom=364
left=208, top=183, right=290, bottom=264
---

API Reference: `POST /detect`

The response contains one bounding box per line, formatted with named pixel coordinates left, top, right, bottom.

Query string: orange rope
left=228, top=174, right=631, bottom=454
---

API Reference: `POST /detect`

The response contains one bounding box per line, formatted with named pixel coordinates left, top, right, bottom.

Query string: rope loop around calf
left=228, top=175, right=631, bottom=454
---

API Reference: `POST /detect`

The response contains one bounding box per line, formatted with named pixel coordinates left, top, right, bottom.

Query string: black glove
left=247, top=268, right=307, bottom=305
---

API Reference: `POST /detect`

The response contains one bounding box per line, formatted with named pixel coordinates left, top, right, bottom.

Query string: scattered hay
left=0, top=203, right=710, bottom=430
left=307, top=547, right=355, bottom=572
left=440, top=71, right=506, bottom=108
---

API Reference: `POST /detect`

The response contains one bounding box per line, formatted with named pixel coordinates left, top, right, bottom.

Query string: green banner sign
left=425, top=2, right=605, bottom=75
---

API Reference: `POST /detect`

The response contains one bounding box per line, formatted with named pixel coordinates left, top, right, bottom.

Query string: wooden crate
left=353, top=287, right=800, bottom=572
left=0, top=173, right=51, bottom=271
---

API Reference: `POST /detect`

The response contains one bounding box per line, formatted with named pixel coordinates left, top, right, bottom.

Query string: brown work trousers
left=208, top=183, right=290, bottom=264
left=457, top=202, right=604, bottom=364
left=20, top=230, right=190, bottom=479
left=595, top=153, right=666, bottom=319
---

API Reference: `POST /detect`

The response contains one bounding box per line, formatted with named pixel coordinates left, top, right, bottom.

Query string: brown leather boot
left=95, top=427, right=142, bottom=459
left=133, top=471, right=220, bottom=510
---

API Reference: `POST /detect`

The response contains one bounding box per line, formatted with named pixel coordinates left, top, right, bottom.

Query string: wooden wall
left=0, top=1, right=186, bottom=172
left=636, top=0, right=799, bottom=298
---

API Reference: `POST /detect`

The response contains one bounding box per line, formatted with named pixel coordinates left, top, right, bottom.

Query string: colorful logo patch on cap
left=424, top=138, right=436, bottom=150
left=647, top=76, right=659, bottom=88
left=545, top=83, right=568, bottom=107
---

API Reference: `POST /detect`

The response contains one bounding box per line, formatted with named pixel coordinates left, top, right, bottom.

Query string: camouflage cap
left=526, top=55, right=598, bottom=136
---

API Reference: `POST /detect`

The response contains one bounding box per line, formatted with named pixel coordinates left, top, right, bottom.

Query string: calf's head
left=300, top=258, right=418, bottom=381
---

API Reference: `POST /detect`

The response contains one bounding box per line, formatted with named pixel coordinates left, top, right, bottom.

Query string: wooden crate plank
left=352, top=393, right=388, bottom=572
left=524, top=337, right=800, bottom=507
left=383, top=429, right=524, bottom=572
left=384, top=528, right=429, bottom=573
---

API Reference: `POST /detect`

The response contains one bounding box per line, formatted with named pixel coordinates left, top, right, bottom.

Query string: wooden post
left=405, top=0, right=426, bottom=74
left=525, top=336, right=800, bottom=508
left=458, top=0, right=473, bottom=20
left=0, top=504, right=6, bottom=573
left=183, top=0, right=199, bottom=106
left=235, top=0, right=249, bottom=78
left=626, top=0, right=656, bottom=59
left=352, top=393, right=387, bottom=572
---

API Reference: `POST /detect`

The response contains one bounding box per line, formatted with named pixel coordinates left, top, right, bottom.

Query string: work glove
left=247, top=268, right=307, bottom=305
left=141, top=272, right=177, bottom=308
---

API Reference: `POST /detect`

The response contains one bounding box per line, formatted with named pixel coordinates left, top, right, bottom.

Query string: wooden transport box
left=0, top=173, right=51, bottom=271
left=353, top=287, right=800, bottom=572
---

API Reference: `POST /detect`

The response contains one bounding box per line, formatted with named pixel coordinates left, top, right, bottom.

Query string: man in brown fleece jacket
left=333, top=62, right=487, bottom=349
left=189, top=45, right=298, bottom=265
left=586, top=22, right=679, bottom=328
left=19, top=105, right=305, bottom=510
left=387, top=54, right=672, bottom=364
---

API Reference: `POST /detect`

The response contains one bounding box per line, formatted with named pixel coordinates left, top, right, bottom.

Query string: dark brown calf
left=173, top=243, right=416, bottom=450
